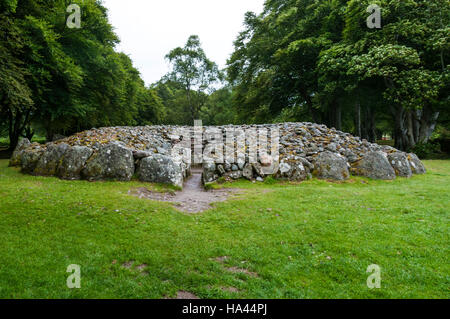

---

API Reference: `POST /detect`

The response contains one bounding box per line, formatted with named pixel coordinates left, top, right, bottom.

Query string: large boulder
left=314, top=151, right=350, bottom=180
left=275, top=160, right=307, bottom=181
left=82, top=142, right=134, bottom=181
left=202, top=162, right=217, bottom=184
left=58, top=146, right=93, bottom=180
left=242, top=163, right=254, bottom=180
left=351, top=151, right=396, bottom=180
left=34, top=143, right=70, bottom=176
left=137, top=154, right=184, bottom=188
left=407, top=153, right=426, bottom=174
left=21, top=145, right=45, bottom=174
left=9, top=138, right=31, bottom=167
left=388, top=152, right=412, bottom=178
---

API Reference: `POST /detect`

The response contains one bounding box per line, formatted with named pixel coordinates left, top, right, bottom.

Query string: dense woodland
left=0, top=0, right=449, bottom=153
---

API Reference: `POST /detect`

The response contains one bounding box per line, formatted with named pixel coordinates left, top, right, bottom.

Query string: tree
left=227, top=0, right=449, bottom=151
left=200, top=87, right=236, bottom=125
left=0, top=0, right=152, bottom=147
left=165, top=35, right=222, bottom=123
left=343, top=0, right=449, bottom=150
left=0, top=5, right=34, bottom=150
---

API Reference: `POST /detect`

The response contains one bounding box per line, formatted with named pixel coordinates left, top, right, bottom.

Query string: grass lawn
left=0, top=159, right=448, bottom=299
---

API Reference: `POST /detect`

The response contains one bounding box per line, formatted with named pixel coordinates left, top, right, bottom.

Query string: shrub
left=412, top=141, right=441, bottom=159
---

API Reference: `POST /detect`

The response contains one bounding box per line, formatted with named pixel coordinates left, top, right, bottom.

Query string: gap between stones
left=129, top=166, right=244, bottom=213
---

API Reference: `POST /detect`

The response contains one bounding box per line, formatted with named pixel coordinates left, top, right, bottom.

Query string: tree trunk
left=23, top=125, right=34, bottom=141
left=354, top=100, right=361, bottom=137
left=7, top=109, right=22, bottom=151
left=406, top=110, right=416, bottom=148
left=360, top=105, right=369, bottom=141
left=418, top=105, right=439, bottom=144
left=391, top=104, right=408, bottom=151
left=186, top=88, right=195, bottom=124
left=367, top=107, right=376, bottom=143
left=335, top=102, right=342, bottom=131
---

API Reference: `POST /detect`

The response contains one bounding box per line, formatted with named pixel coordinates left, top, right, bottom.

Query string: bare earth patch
left=129, top=170, right=243, bottom=213
left=121, top=261, right=134, bottom=269
left=221, top=286, right=240, bottom=293
left=214, top=256, right=229, bottom=263
left=212, top=255, right=259, bottom=278
left=175, top=291, right=200, bottom=299
left=226, top=266, right=259, bottom=277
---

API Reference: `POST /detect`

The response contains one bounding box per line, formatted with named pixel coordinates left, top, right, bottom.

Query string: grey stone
left=229, top=170, right=242, bottom=180
left=252, top=162, right=264, bottom=177
left=407, top=153, right=426, bottom=174
left=314, top=151, right=350, bottom=180
left=202, top=162, right=217, bottom=184
left=388, top=152, right=412, bottom=178
left=325, top=143, right=337, bottom=152
left=237, top=158, right=245, bottom=170
left=242, top=163, right=253, bottom=180
left=58, top=146, right=93, bottom=180
left=260, top=154, right=272, bottom=167
left=12, top=122, right=427, bottom=184
left=217, top=164, right=226, bottom=176
left=9, top=138, right=31, bottom=167
left=34, top=143, right=70, bottom=176
left=351, top=151, right=396, bottom=180
left=133, top=150, right=153, bottom=159
left=290, top=162, right=307, bottom=181
left=21, top=146, right=45, bottom=174
left=138, top=154, right=184, bottom=188
left=276, top=160, right=306, bottom=180
left=82, top=143, right=134, bottom=181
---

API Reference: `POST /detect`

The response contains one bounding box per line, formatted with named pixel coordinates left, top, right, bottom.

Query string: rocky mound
left=9, top=123, right=426, bottom=188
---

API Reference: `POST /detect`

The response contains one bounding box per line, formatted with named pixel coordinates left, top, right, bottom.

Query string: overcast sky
left=102, top=0, right=264, bottom=86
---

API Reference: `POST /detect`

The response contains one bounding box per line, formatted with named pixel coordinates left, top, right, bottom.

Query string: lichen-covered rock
left=290, top=162, right=307, bottom=181
left=251, top=162, right=264, bottom=177
left=34, top=143, right=70, bottom=176
left=11, top=122, right=426, bottom=184
left=21, top=146, right=45, bottom=174
left=58, top=146, right=93, bottom=180
left=242, top=163, right=253, bottom=180
left=314, top=151, right=350, bottom=180
left=9, top=138, right=31, bottom=167
left=138, top=154, right=184, bottom=188
left=228, top=170, right=242, bottom=180
left=407, top=153, right=426, bottom=174
left=275, top=160, right=307, bottom=181
left=202, top=162, right=217, bottom=184
left=133, top=150, right=153, bottom=159
left=388, top=152, right=412, bottom=178
left=82, top=142, right=134, bottom=181
left=260, top=154, right=273, bottom=167
left=351, top=151, right=396, bottom=180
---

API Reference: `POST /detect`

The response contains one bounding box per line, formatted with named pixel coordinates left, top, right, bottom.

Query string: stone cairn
left=9, top=123, right=426, bottom=188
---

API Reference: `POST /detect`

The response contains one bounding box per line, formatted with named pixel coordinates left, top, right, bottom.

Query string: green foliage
left=164, top=35, right=222, bottom=124
left=227, top=0, right=449, bottom=149
left=0, top=0, right=154, bottom=148
left=412, top=141, right=442, bottom=159
left=200, top=87, right=237, bottom=125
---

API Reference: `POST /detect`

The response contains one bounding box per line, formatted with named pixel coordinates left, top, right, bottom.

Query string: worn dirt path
left=129, top=168, right=242, bottom=213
